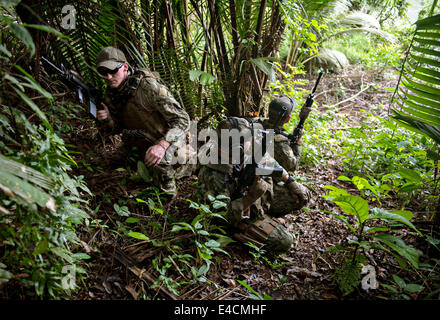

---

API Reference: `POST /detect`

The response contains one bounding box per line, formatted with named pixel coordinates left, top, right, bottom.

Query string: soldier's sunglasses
left=98, top=63, right=124, bottom=76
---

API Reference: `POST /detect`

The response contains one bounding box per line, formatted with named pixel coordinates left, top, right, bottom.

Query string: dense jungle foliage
left=0, top=0, right=439, bottom=301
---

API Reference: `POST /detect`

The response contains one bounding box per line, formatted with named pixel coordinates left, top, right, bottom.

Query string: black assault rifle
left=40, top=56, right=103, bottom=119
left=275, top=71, right=323, bottom=146
left=231, top=121, right=284, bottom=201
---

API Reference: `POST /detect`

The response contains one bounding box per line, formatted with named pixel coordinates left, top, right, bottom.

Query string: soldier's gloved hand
left=144, top=140, right=170, bottom=167
left=97, top=103, right=112, bottom=123
left=242, top=177, right=269, bottom=212
left=287, top=180, right=311, bottom=207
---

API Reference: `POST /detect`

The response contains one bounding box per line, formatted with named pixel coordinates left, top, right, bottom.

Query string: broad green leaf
left=125, top=217, right=139, bottom=223
left=352, top=176, right=378, bottom=196
left=114, top=204, right=130, bottom=217
left=188, top=70, right=216, bottom=85
left=0, top=170, right=56, bottom=211
left=4, top=73, right=24, bottom=91
left=137, top=161, right=152, bottom=183
left=372, top=233, right=419, bottom=269
left=392, top=274, right=406, bottom=289
left=389, top=210, right=413, bottom=221
left=213, top=234, right=235, bottom=247
left=249, top=58, right=276, bottom=82
left=188, top=199, right=200, bottom=209
left=24, top=24, right=69, bottom=39
left=72, top=253, right=90, bottom=260
left=398, top=182, right=418, bottom=193
left=397, top=169, right=422, bottom=183
left=405, top=283, right=424, bottom=293
left=0, top=44, right=11, bottom=58
left=171, top=225, right=186, bottom=232
left=0, top=265, right=13, bottom=286
left=33, top=238, right=49, bottom=255
left=212, top=213, right=228, bottom=221
left=416, top=14, right=440, bottom=29
left=367, top=208, right=421, bottom=235
left=323, top=185, right=350, bottom=199
left=237, top=279, right=263, bottom=300
left=172, top=222, right=194, bottom=233
left=8, top=22, right=35, bottom=56
left=364, top=226, right=389, bottom=233
left=51, top=247, right=73, bottom=263
left=212, top=200, right=227, bottom=209
left=332, top=194, right=369, bottom=223
left=0, top=154, right=54, bottom=190
left=204, top=239, right=220, bottom=248
left=127, top=231, right=149, bottom=241
left=193, top=221, right=203, bottom=230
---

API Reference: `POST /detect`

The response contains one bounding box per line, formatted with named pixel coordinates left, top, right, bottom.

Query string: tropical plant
left=171, top=194, right=232, bottom=282
left=1, top=1, right=91, bottom=298
left=390, top=13, right=440, bottom=152
left=323, top=175, right=422, bottom=296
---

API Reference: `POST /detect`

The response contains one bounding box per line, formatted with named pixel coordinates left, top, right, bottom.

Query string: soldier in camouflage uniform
left=95, top=47, right=190, bottom=198
left=261, top=97, right=307, bottom=217
left=261, top=97, right=302, bottom=173
left=198, top=101, right=310, bottom=252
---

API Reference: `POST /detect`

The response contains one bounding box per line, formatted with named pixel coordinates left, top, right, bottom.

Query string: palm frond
left=316, top=47, right=349, bottom=71
left=331, top=27, right=397, bottom=43
left=341, top=11, right=381, bottom=29
left=391, top=14, right=440, bottom=145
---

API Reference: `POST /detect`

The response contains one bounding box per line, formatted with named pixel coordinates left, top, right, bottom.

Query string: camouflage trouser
left=148, top=162, right=177, bottom=197
left=268, top=181, right=310, bottom=217
left=122, top=135, right=179, bottom=198
left=198, top=166, right=297, bottom=252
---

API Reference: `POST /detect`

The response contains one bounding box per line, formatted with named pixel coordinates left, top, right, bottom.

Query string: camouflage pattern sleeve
left=140, top=77, right=190, bottom=145
left=274, top=134, right=302, bottom=172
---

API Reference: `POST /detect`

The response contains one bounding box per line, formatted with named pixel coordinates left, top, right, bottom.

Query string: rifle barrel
left=40, top=56, right=64, bottom=74
left=311, top=71, right=323, bottom=94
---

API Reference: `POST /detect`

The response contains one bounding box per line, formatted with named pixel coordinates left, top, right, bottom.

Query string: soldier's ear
left=123, top=62, right=129, bottom=71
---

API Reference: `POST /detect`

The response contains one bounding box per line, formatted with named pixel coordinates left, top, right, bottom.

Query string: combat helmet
left=268, top=96, right=297, bottom=127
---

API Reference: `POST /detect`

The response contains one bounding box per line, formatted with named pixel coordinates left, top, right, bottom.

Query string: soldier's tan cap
left=96, top=46, right=126, bottom=69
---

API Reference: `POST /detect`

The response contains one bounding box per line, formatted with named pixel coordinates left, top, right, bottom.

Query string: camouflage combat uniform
left=261, top=118, right=302, bottom=173
left=259, top=118, right=307, bottom=217
left=198, top=117, right=310, bottom=252
left=101, top=68, right=190, bottom=197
